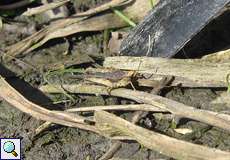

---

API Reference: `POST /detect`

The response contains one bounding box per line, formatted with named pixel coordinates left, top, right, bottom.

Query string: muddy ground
left=0, top=0, right=230, bottom=160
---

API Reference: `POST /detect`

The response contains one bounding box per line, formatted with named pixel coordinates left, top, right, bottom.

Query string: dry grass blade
left=73, top=0, right=133, bottom=17
left=0, top=76, right=97, bottom=133
left=0, top=17, right=2, bottom=32
left=22, top=0, right=70, bottom=16
left=67, top=104, right=166, bottom=112
left=95, top=111, right=230, bottom=160
left=5, top=0, right=153, bottom=58
left=40, top=84, right=230, bottom=132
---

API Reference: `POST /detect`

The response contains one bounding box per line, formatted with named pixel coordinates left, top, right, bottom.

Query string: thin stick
left=67, top=104, right=166, bottom=112
left=99, top=141, right=122, bottom=160
left=132, top=75, right=174, bottom=127
left=40, top=84, right=230, bottom=132
left=73, top=0, right=133, bottom=17
left=35, top=121, right=53, bottom=135
left=22, top=0, right=70, bottom=16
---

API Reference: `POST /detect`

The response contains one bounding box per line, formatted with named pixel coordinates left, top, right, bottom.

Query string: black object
left=119, top=0, right=230, bottom=57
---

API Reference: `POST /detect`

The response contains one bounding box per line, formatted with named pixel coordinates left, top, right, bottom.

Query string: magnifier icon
left=3, top=141, right=18, bottom=157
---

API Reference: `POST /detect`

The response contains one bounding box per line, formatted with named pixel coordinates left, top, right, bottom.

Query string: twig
left=131, top=75, right=174, bottom=126
left=95, top=111, right=230, bottom=160
left=22, top=0, right=70, bottom=16
left=73, top=0, right=133, bottom=17
left=35, top=121, right=53, bottom=135
left=40, top=84, right=230, bottom=132
left=99, top=141, right=122, bottom=160
left=67, top=104, right=166, bottom=112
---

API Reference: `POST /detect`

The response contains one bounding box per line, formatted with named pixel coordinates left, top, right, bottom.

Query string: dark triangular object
left=120, top=0, right=230, bottom=57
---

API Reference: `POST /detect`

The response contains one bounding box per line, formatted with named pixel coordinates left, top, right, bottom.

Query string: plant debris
left=0, top=0, right=230, bottom=159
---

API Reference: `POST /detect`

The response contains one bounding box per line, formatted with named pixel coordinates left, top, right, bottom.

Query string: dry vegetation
left=0, top=0, right=230, bottom=160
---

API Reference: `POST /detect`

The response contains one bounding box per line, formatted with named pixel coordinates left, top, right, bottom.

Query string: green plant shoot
left=111, top=8, right=136, bottom=27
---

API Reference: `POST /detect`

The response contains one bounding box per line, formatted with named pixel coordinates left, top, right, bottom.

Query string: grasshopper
left=84, top=68, right=138, bottom=93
